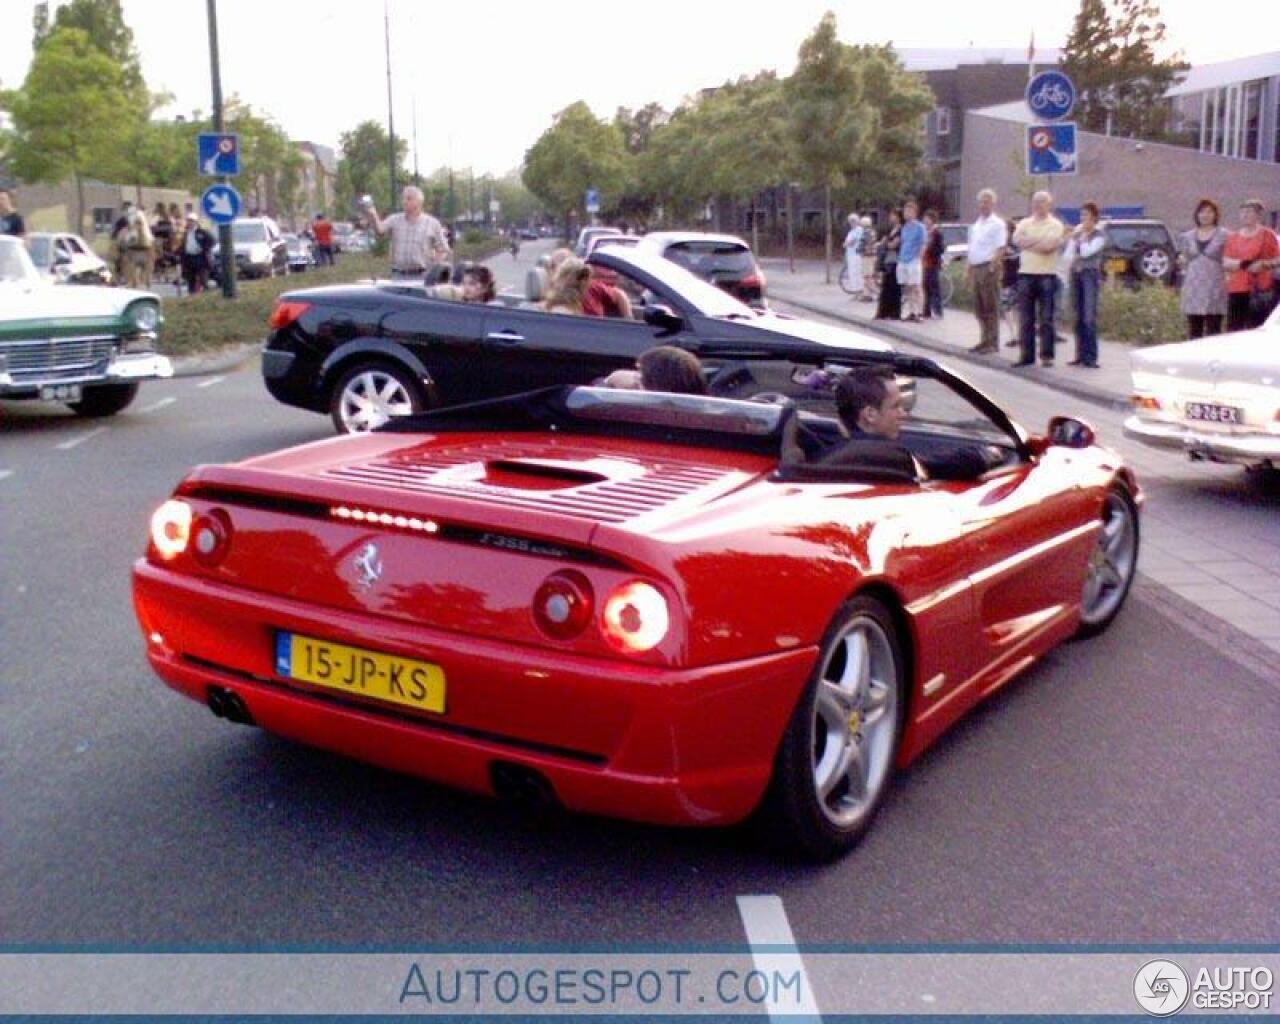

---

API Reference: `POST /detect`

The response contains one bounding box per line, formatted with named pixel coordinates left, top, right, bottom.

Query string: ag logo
left=1134, top=959, right=1190, bottom=1016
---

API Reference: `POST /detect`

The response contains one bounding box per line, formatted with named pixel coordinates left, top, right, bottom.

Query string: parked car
left=1099, top=218, right=1178, bottom=286
left=135, top=347, right=1141, bottom=859
left=212, top=217, right=289, bottom=280
left=1123, top=304, right=1280, bottom=473
left=343, top=230, right=374, bottom=254
left=25, top=231, right=113, bottom=286
left=0, top=235, right=170, bottom=416
left=937, top=222, right=969, bottom=264
left=283, top=233, right=314, bottom=272
left=633, top=231, right=767, bottom=307
left=262, top=245, right=894, bottom=434
left=573, top=226, right=624, bottom=257
left=585, top=234, right=638, bottom=257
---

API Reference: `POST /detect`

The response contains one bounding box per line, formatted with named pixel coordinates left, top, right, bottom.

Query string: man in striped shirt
left=367, top=186, right=451, bottom=280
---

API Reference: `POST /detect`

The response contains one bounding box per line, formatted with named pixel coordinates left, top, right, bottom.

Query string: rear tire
left=1076, top=484, right=1139, bottom=636
left=756, top=594, right=905, bottom=861
left=67, top=382, right=140, bottom=418
left=328, top=361, right=426, bottom=434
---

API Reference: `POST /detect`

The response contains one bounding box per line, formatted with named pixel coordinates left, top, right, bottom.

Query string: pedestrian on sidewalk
left=859, top=217, right=878, bottom=301
left=874, top=209, right=902, bottom=321
left=1011, top=191, right=1066, bottom=367
left=922, top=209, right=945, bottom=320
left=1178, top=198, right=1229, bottom=339
left=1065, top=201, right=1107, bottom=368
left=842, top=213, right=865, bottom=298
left=1223, top=199, right=1279, bottom=332
left=897, top=200, right=926, bottom=322
left=965, top=188, right=1007, bottom=353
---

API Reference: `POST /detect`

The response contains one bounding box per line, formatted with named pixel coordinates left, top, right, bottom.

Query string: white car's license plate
left=39, top=384, right=82, bottom=402
left=1184, top=402, right=1242, bottom=424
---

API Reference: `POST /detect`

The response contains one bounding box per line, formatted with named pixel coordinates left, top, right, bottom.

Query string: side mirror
left=1046, top=415, right=1096, bottom=449
left=643, top=304, right=684, bottom=334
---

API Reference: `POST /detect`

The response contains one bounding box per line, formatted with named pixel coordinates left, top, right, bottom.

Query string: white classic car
left=0, top=235, right=172, bottom=416
left=26, top=231, right=113, bottom=286
left=1124, top=306, right=1280, bottom=472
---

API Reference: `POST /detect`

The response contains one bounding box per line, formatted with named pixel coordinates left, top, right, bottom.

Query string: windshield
left=0, top=237, right=41, bottom=285
left=664, top=241, right=755, bottom=275
left=600, top=247, right=757, bottom=319
left=26, top=235, right=54, bottom=268
left=566, top=387, right=784, bottom=436
left=232, top=222, right=268, bottom=244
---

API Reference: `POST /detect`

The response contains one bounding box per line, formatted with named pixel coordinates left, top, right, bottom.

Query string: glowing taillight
left=191, top=509, right=233, bottom=567
left=1131, top=395, right=1161, bottom=411
left=533, top=571, right=594, bottom=640
left=150, top=499, right=192, bottom=560
left=268, top=300, right=311, bottom=329
left=601, top=581, right=670, bottom=654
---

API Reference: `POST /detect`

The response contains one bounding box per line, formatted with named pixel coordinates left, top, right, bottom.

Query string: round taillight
left=190, top=509, right=233, bottom=567
left=601, top=580, right=670, bottom=654
left=533, top=570, right=594, bottom=640
left=150, top=499, right=192, bottom=560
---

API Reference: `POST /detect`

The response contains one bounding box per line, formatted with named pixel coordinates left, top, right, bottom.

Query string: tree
left=784, top=13, right=877, bottom=281
left=336, top=119, right=408, bottom=217
left=842, top=44, right=934, bottom=206
left=40, top=0, right=146, bottom=96
left=522, top=102, right=627, bottom=240
left=3, top=27, right=133, bottom=233
left=1062, top=0, right=1187, bottom=138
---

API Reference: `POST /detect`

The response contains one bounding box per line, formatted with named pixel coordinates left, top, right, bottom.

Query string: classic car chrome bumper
left=0, top=351, right=173, bottom=398
left=1123, top=415, right=1280, bottom=465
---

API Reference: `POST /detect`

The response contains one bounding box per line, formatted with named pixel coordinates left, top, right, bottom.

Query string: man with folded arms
left=1011, top=190, right=1066, bottom=367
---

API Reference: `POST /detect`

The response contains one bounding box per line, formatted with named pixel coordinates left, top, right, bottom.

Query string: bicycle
left=838, top=261, right=878, bottom=299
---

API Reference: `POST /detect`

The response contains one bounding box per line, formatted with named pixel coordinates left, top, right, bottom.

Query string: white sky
left=0, top=0, right=1257, bottom=175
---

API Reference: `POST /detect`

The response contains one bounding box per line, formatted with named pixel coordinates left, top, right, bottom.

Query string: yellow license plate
left=275, top=632, right=446, bottom=714
left=1105, top=257, right=1128, bottom=274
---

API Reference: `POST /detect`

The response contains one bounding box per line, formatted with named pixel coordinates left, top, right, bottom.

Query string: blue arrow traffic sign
left=197, top=132, right=240, bottom=176
left=1026, top=71, right=1076, bottom=122
left=201, top=184, right=242, bottom=224
left=1027, top=123, right=1078, bottom=175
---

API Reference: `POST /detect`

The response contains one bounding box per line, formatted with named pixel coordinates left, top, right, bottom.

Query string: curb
left=170, top=340, right=264, bottom=379
left=770, top=290, right=1132, bottom=414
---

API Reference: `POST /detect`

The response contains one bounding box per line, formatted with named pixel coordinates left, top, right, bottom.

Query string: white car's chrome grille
left=2, top=335, right=118, bottom=374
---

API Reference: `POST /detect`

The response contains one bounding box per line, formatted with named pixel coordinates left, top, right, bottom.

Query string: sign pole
left=206, top=0, right=235, bottom=298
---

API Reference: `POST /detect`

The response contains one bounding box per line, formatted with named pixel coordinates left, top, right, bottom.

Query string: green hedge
left=158, top=235, right=510, bottom=357
left=943, top=264, right=1187, bottom=345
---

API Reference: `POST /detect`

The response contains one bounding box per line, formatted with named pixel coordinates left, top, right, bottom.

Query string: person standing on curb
left=1065, top=201, right=1107, bottom=368
left=897, top=200, right=926, bottom=322
left=1011, top=190, right=1066, bottom=367
left=366, top=185, right=451, bottom=281
left=922, top=209, right=945, bottom=320
left=1223, top=199, right=1279, bottom=332
left=0, top=189, right=27, bottom=237
left=841, top=213, right=865, bottom=298
left=1178, top=198, right=1229, bottom=339
left=965, top=188, right=1007, bottom=353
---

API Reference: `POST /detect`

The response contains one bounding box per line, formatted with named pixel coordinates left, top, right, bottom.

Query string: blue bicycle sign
left=1025, top=71, right=1076, bottom=121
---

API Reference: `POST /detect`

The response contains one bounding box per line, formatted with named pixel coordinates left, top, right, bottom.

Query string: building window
left=936, top=106, right=952, bottom=136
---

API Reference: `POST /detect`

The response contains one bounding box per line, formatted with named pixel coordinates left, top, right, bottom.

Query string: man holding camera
left=365, top=186, right=451, bottom=280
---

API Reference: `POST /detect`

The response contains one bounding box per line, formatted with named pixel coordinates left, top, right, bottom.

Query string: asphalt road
left=2, top=241, right=1277, bottom=949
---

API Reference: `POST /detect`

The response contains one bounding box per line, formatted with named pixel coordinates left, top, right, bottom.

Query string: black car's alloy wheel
left=329, top=362, right=425, bottom=434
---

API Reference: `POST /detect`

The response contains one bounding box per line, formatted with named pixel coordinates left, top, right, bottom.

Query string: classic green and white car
left=0, top=234, right=172, bottom=416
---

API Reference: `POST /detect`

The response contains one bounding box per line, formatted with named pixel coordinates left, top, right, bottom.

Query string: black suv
left=1099, top=218, right=1178, bottom=286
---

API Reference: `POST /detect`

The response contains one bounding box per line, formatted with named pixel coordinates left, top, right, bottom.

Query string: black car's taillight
left=268, top=300, right=311, bottom=329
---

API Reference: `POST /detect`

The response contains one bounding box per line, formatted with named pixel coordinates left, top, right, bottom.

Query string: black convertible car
left=262, top=247, right=893, bottom=433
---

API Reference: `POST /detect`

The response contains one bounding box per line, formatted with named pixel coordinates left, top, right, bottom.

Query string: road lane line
left=139, top=396, right=177, bottom=414
left=196, top=375, right=226, bottom=389
left=736, top=894, right=823, bottom=1022
left=55, top=427, right=108, bottom=451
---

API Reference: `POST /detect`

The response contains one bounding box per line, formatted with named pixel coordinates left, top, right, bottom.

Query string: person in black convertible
left=782, top=365, right=993, bottom=482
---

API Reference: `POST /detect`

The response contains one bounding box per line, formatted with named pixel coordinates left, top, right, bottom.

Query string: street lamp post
left=205, top=0, right=235, bottom=298
left=384, top=0, right=397, bottom=210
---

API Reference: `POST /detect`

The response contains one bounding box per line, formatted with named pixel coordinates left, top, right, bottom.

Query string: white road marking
left=196, top=375, right=226, bottom=389
left=0, top=469, right=12, bottom=482
left=139, top=396, right=177, bottom=414
left=736, top=894, right=823, bottom=1022
left=55, top=427, right=108, bottom=451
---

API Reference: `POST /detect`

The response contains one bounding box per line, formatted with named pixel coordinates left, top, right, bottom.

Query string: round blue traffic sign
left=201, top=184, right=242, bottom=225
left=1026, top=71, right=1076, bottom=121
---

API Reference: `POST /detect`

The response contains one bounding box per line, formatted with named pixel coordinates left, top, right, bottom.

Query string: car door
left=378, top=292, right=492, bottom=404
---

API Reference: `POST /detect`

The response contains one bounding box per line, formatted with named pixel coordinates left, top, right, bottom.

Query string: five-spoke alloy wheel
left=1078, top=485, right=1139, bottom=635
left=759, top=595, right=905, bottom=860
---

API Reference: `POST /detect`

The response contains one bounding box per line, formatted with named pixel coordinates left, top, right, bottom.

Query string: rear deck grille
left=323, top=441, right=736, bottom=524
left=2, top=336, right=117, bottom=374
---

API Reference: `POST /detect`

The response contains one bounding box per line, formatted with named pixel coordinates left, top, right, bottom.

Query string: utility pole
left=384, top=0, right=397, bottom=209
left=412, top=96, right=419, bottom=184
left=205, top=0, right=235, bottom=298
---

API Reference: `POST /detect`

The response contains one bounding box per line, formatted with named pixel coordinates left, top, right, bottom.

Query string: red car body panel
left=132, top=425, right=1138, bottom=827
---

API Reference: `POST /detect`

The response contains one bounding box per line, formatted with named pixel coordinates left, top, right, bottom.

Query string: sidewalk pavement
left=760, top=258, right=1135, bottom=412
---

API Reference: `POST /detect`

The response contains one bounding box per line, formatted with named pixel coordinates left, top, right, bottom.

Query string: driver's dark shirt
left=818, top=425, right=992, bottom=482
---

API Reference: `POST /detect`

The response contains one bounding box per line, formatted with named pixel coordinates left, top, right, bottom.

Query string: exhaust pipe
left=489, top=761, right=560, bottom=812
left=206, top=686, right=256, bottom=726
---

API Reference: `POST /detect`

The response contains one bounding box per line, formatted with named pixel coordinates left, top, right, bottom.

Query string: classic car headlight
left=128, top=300, right=160, bottom=332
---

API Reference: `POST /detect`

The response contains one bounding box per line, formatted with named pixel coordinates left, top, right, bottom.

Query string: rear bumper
left=1123, top=415, right=1280, bottom=465
left=132, top=559, right=814, bottom=827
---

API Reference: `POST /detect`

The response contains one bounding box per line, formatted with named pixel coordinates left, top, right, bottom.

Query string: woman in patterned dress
left=1178, top=198, right=1229, bottom=339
